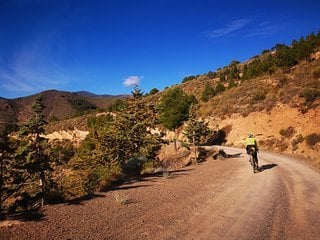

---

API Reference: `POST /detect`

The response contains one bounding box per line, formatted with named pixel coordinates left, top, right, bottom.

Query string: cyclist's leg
left=246, top=146, right=252, bottom=162
left=254, top=151, right=259, bottom=168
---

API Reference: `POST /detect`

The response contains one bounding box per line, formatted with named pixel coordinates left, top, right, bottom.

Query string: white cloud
left=207, top=19, right=251, bottom=39
left=123, top=76, right=141, bottom=87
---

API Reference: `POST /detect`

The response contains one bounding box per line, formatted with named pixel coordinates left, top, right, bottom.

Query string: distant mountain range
left=73, top=91, right=128, bottom=98
left=0, top=89, right=126, bottom=129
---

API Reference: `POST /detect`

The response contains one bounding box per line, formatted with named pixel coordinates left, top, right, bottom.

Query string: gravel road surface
left=1, top=147, right=320, bottom=240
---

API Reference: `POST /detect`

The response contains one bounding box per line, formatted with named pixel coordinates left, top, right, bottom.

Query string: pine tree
left=183, top=105, right=212, bottom=161
left=159, top=87, right=193, bottom=150
left=15, top=95, right=52, bottom=209
left=69, top=87, right=163, bottom=195
left=0, top=128, right=16, bottom=217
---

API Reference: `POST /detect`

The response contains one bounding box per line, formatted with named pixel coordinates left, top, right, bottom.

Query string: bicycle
left=248, top=147, right=259, bottom=173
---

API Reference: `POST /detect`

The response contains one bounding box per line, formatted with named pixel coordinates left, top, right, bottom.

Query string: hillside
left=171, top=49, right=320, bottom=168
left=0, top=90, right=125, bottom=131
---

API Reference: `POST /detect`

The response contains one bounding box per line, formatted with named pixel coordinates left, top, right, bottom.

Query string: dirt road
left=1, top=147, right=320, bottom=240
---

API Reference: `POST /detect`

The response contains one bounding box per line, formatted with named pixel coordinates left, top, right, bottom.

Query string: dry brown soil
left=1, top=146, right=320, bottom=240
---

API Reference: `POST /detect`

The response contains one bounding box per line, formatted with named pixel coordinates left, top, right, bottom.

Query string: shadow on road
left=6, top=209, right=45, bottom=222
left=106, top=169, right=193, bottom=192
left=213, top=149, right=242, bottom=160
left=67, top=193, right=106, bottom=205
left=259, top=163, right=278, bottom=172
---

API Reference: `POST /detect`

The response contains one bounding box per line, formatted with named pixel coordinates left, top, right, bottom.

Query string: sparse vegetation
left=68, top=98, right=97, bottom=115
left=182, top=75, right=198, bottom=83
left=149, top=88, right=159, bottom=95
left=300, top=89, right=320, bottom=103
left=305, top=133, right=320, bottom=147
left=279, top=126, right=296, bottom=138
left=260, top=137, right=289, bottom=151
left=201, top=84, right=215, bottom=102
left=291, top=134, right=304, bottom=151
left=312, top=67, right=320, bottom=79
left=107, top=99, right=128, bottom=112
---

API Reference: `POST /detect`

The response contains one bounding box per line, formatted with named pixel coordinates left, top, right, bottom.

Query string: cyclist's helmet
left=248, top=133, right=254, bottom=138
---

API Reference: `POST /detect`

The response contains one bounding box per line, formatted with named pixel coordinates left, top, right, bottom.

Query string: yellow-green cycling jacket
left=245, top=137, right=257, bottom=147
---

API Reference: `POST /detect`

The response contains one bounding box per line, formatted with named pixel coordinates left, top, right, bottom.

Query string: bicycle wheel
left=251, top=154, right=256, bottom=173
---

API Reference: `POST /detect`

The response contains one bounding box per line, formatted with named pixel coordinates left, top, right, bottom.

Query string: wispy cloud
left=123, top=76, right=141, bottom=87
left=206, top=18, right=251, bottom=39
left=0, top=31, right=72, bottom=96
left=246, top=21, right=279, bottom=38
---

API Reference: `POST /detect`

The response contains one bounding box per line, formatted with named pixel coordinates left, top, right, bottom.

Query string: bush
left=279, top=126, right=296, bottom=138
left=291, top=134, right=304, bottom=151
left=312, top=67, right=320, bottom=79
left=182, top=75, right=197, bottom=83
left=149, top=88, right=159, bottom=95
left=49, top=116, right=59, bottom=122
left=252, top=91, right=266, bottom=102
left=207, top=71, right=217, bottom=78
left=201, top=84, right=215, bottom=102
left=305, top=133, right=320, bottom=146
left=300, top=89, right=320, bottom=103
left=215, top=83, right=226, bottom=94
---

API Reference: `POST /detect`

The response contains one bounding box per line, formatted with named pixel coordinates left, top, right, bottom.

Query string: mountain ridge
left=0, top=89, right=126, bottom=130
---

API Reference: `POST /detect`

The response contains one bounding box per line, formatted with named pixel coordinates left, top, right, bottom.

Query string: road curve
left=1, top=146, right=320, bottom=240
left=181, top=146, right=320, bottom=240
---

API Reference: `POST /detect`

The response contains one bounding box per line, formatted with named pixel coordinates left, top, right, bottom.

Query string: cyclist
left=245, top=134, right=259, bottom=164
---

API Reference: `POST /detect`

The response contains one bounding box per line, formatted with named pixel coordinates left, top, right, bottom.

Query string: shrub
left=215, top=83, right=226, bottom=94
left=149, top=88, right=159, bottom=95
left=312, top=67, right=320, bottom=79
left=305, top=133, right=320, bottom=146
left=252, top=91, right=266, bottom=102
left=279, top=126, right=296, bottom=138
left=277, top=77, right=288, bottom=88
left=300, top=89, right=320, bottom=103
left=201, top=84, right=215, bottom=102
left=49, top=116, right=59, bottom=122
left=291, top=134, right=304, bottom=151
left=227, top=80, right=237, bottom=89
left=182, top=75, right=197, bottom=83
left=207, top=71, right=217, bottom=78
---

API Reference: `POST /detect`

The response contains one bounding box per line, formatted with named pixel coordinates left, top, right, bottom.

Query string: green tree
left=182, top=75, right=197, bottom=83
left=107, top=99, right=128, bottom=112
left=15, top=95, right=53, bottom=209
left=159, top=87, right=193, bottom=150
left=201, top=84, right=215, bottom=102
left=149, top=88, right=159, bottom=95
left=69, top=91, right=163, bottom=195
left=68, top=98, right=97, bottom=115
left=215, top=83, right=226, bottom=94
left=183, top=106, right=212, bottom=161
left=207, top=71, right=217, bottom=78
left=131, top=85, right=144, bottom=99
left=227, top=79, right=237, bottom=89
left=0, top=128, right=16, bottom=216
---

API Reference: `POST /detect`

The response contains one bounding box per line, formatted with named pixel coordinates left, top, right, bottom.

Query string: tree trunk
left=174, top=128, right=177, bottom=151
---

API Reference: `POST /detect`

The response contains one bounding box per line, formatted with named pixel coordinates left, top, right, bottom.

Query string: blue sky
left=0, top=0, right=320, bottom=98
